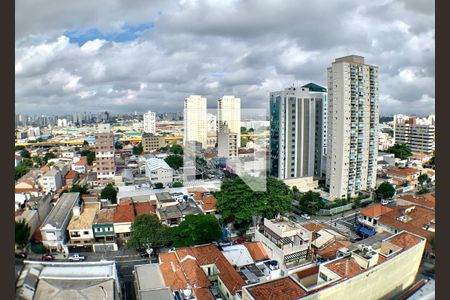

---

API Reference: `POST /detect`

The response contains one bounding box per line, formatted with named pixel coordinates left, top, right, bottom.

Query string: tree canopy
left=387, top=144, right=412, bottom=160
left=128, top=214, right=171, bottom=248
left=376, top=182, right=396, bottom=199
left=171, top=214, right=222, bottom=247
left=21, top=149, right=31, bottom=158
left=100, top=183, right=117, bottom=204
left=172, top=181, right=183, bottom=188
left=15, top=219, right=31, bottom=250
left=165, top=155, right=183, bottom=170
left=80, top=150, right=95, bottom=165
left=43, top=152, right=57, bottom=164
left=133, top=143, right=143, bottom=155
left=70, top=184, right=88, bottom=194
left=154, top=182, right=164, bottom=189
left=298, top=191, right=326, bottom=214
left=215, top=176, right=293, bottom=228
left=418, top=174, right=429, bottom=188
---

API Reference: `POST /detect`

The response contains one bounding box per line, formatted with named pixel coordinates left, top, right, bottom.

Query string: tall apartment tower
left=326, top=55, right=379, bottom=199
left=270, top=86, right=324, bottom=179
left=217, top=96, right=241, bottom=148
left=95, top=123, right=115, bottom=186
left=143, top=110, right=156, bottom=134
left=184, top=95, right=207, bottom=148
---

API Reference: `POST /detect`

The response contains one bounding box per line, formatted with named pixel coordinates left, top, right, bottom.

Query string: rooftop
left=134, top=201, right=156, bottom=216
left=246, top=276, right=307, bottom=300
left=94, top=208, right=116, bottom=224
left=42, top=193, right=80, bottom=229
left=244, top=242, right=270, bottom=262
left=398, top=193, right=435, bottom=210
left=360, top=204, right=393, bottom=218
left=146, top=157, right=172, bottom=171
left=324, top=257, right=364, bottom=279
left=386, top=168, right=420, bottom=177
left=113, top=200, right=135, bottom=223
left=68, top=202, right=99, bottom=230
left=65, top=170, right=78, bottom=180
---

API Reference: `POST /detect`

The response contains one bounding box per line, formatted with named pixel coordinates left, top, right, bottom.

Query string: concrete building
left=144, top=158, right=174, bottom=187
left=394, top=115, right=435, bottom=154
left=255, top=217, right=313, bottom=273
left=184, top=95, right=207, bottom=148
left=40, top=169, right=63, bottom=193
left=143, top=110, right=156, bottom=134
left=218, top=95, right=241, bottom=148
left=72, top=156, right=88, bottom=174
left=134, top=264, right=173, bottom=300
left=218, top=124, right=238, bottom=159
left=40, top=192, right=80, bottom=253
left=67, top=202, right=100, bottom=251
left=16, top=260, right=121, bottom=300
left=326, top=55, right=379, bottom=199
left=95, top=124, right=116, bottom=186
left=142, top=133, right=166, bottom=153
left=93, top=208, right=118, bottom=252
left=243, top=231, right=426, bottom=300
left=270, top=86, right=325, bottom=179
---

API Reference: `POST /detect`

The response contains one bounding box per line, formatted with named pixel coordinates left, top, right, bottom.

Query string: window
left=83, top=231, right=89, bottom=235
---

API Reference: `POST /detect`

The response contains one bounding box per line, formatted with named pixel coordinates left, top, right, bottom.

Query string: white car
left=68, top=253, right=85, bottom=261
left=381, top=199, right=395, bottom=205
left=301, top=213, right=311, bottom=220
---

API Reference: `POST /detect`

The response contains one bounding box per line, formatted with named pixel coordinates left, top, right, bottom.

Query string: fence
left=316, top=203, right=353, bottom=216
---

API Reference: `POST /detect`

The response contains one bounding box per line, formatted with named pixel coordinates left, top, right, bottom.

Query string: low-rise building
left=113, top=200, right=135, bottom=243
left=384, top=168, right=421, bottom=188
left=93, top=208, right=117, bottom=252
left=67, top=202, right=99, bottom=251
left=40, top=169, right=63, bottom=193
left=142, top=133, right=166, bottom=153
left=72, top=156, right=88, bottom=174
left=145, top=158, right=174, bottom=187
left=133, top=264, right=173, bottom=300
left=64, top=170, right=79, bottom=188
left=40, top=192, right=80, bottom=253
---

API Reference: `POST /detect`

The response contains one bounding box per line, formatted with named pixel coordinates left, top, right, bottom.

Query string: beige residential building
left=95, top=124, right=115, bottom=186
left=184, top=95, right=207, bottom=148
left=218, top=124, right=238, bottom=159
left=218, top=95, right=241, bottom=147
left=393, top=114, right=435, bottom=154
left=142, top=133, right=166, bottom=153
left=326, top=55, right=379, bottom=199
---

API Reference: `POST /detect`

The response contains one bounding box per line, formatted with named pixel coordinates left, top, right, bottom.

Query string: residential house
left=357, top=204, right=394, bottom=236
left=64, top=170, right=79, bottom=188
left=397, top=193, right=435, bottom=211
left=40, top=169, right=63, bottom=193
left=93, top=208, right=117, bottom=252
left=145, top=158, right=174, bottom=187
left=15, top=179, right=41, bottom=201
left=67, top=202, right=100, bottom=251
left=72, top=156, right=88, bottom=174
left=113, top=200, right=135, bottom=244
left=134, top=264, right=173, bottom=300
left=243, top=231, right=426, bottom=300
left=156, top=198, right=203, bottom=227
left=255, top=217, right=313, bottom=273
left=385, top=168, right=421, bottom=188
left=40, top=192, right=80, bottom=253
left=53, top=161, right=71, bottom=178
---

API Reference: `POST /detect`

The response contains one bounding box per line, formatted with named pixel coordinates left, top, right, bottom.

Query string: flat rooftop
left=42, top=193, right=80, bottom=229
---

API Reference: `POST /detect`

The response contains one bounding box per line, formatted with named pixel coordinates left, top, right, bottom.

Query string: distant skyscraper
left=95, top=124, right=115, bottom=186
left=270, top=86, right=325, bottom=179
left=143, top=110, right=156, bottom=134
left=184, top=95, right=207, bottom=148
left=326, top=55, right=379, bottom=199
left=218, top=95, right=241, bottom=147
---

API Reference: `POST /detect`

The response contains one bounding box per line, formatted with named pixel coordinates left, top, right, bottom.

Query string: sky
left=15, top=0, right=435, bottom=116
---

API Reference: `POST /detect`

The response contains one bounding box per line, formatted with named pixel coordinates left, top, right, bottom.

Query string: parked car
left=15, top=252, right=27, bottom=259
left=301, top=213, right=311, bottom=220
left=42, top=254, right=54, bottom=261
left=68, top=253, right=86, bottom=261
left=381, top=199, right=395, bottom=205
left=219, top=241, right=232, bottom=247
left=233, top=237, right=247, bottom=245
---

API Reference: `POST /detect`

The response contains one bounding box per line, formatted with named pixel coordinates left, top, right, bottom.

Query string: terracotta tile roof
left=180, top=257, right=211, bottom=288
left=246, top=276, right=307, bottom=300
left=301, top=222, right=326, bottom=233
left=386, top=168, right=420, bottom=177
left=325, top=257, right=364, bottom=279
left=67, top=202, right=98, bottom=230
left=32, top=228, right=42, bottom=241
left=385, top=231, right=424, bottom=250
left=159, top=253, right=188, bottom=290
left=193, top=288, right=214, bottom=300
left=360, top=204, right=393, bottom=218
left=65, top=170, right=78, bottom=180
left=187, top=187, right=208, bottom=194
left=113, top=200, right=135, bottom=223
left=318, top=241, right=353, bottom=260
left=200, top=195, right=217, bottom=212
left=244, top=242, right=269, bottom=262
left=94, top=208, right=116, bottom=224
left=134, top=201, right=156, bottom=216
left=15, top=188, right=39, bottom=194
left=377, top=255, right=386, bottom=264
left=74, top=156, right=87, bottom=166
left=398, top=194, right=435, bottom=210
left=40, top=165, right=50, bottom=172
left=176, top=244, right=245, bottom=294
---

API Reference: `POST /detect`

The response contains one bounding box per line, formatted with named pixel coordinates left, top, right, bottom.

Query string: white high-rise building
left=326, top=55, right=379, bottom=199
left=143, top=110, right=156, bottom=134
left=184, top=95, right=207, bottom=148
left=393, top=114, right=435, bottom=154
left=218, top=95, right=241, bottom=148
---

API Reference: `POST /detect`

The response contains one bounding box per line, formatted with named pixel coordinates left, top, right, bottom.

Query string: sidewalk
left=26, top=247, right=142, bottom=262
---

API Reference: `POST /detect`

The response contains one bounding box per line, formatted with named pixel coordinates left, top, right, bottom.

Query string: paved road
left=116, top=258, right=150, bottom=300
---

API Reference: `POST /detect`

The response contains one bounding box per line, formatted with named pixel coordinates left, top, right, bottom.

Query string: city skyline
left=16, top=0, right=434, bottom=116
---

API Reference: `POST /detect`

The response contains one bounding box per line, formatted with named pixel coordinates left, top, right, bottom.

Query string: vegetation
left=418, top=188, right=430, bottom=195
left=172, top=181, right=183, bottom=188
left=100, top=183, right=117, bottom=204
left=298, top=191, right=326, bottom=214
left=20, top=149, right=31, bottom=158
left=387, top=144, right=412, bottom=160
left=375, top=182, right=396, bottom=199
left=215, top=176, right=293, bottom=229
left=418, top=173, right=429, bottom=188
left=21, top=158, right=33, bottom=167
left=115, top=142, right=123, bottom=150
left=31, top=244, right=47, bottom=254
left=70, top=184, right=88, bottom=194
left=133, top=142, right=143, bottom=155
left=161, top=143, right=183, bottom=155
left=15, top=220, right=31, bottom=250
left=154, top=182, right=164, bottom=189
left=171, top=215, right=222, bottom=247
left=15, top=161, right=31, bottom=180
left=32, top=156, right=44, bottom=167
left=128, top=214, right=171, bottom=248
left=43, top=152, right=57, bottom=164
left=165, top=155, right=183, bottom=170
left=80, top=150, right=95, bottom=165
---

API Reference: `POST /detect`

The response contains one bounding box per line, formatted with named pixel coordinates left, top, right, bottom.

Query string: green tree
left=170, top=144, right=183, bottom=155
left=387, top=144, right=412, bottom=160
left=429, top=155, right=435, bottom=167
left=21, top=158, right=33, bottom=167
left=15, top=219, right=31, bottom=250
left=80, top=150, right=95, bottom=165
left=172, top=181, right=183, bottom=188
left=171, top=215, right=222, bottom=247
left=241, top=127, right=247, bottom=134
left=32, top=156, right=43, bottom=167
left=376, top=182, right=396, bottom=199
left=215, top=176, right=293, bottom=228
left=418, top=174, right=429, bottom=188
left=418, top=188, right=430, bottom=195
left=15, top=164, right=30, bottom=180
left=128, top=214, right=171, bottom=248
left=43, top=152, right=57, bottom=164
left=154, top=182, right=164, bottom=189
left=133, top=142, right=143, bottom=155
left=165, top=155, right=183, bottom=170
left=298, top=191, right=325, bottom=214
left=115, top=142, right=123, bottom=150
left=101, top=183, right=117, bottom=204
left=20, top=149, right=31, bottom=158
left=83, top=140, right=89, bottom=148
left=70, top=184, right=88, bottom=194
